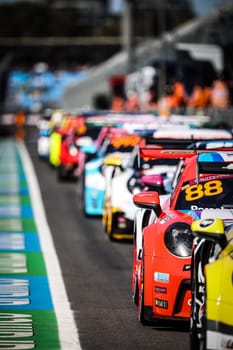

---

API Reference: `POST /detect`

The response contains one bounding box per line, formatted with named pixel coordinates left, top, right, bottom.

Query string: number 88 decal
left=185, top=180, right=223, bottom=201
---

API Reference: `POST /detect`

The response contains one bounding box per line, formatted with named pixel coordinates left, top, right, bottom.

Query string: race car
left=190, top=217, right=233, bottom=350
left=37, top=109, right=53, bottom=159
left=102, top=142, right=177, bottom=241
left=49, top=111, right=86, bottom=169
left=101, top=134, right=233, bottom=241
left=81, top=129, right=141, bottom=216
left=37, top=108, right=65, bottom=160
left=57, top=133, right=93, bottom=181
left=56, top=112, right=126, bottom=180
left=131, top=148, right=233, bottom=326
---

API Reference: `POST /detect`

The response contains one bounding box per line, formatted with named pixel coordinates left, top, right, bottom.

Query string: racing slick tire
left=138, top=287, right=145, bottom=324
left=106, top=210, right=116, bottom=241
left=137, top=253, right=150, bottom=325
left=57, top=165, right=67, bottom=182
left=190, top=304, right=206, bottom=350
left=80, top=173, right=88, bottom=217
left=190, top=245, right=207, bottom=350
left=132, top=275, right=139, bottom=306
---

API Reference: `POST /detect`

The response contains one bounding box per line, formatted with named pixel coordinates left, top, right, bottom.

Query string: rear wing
left=137, top=147, right=233, bottom=178
left=137, top=147, right=197, bottom=172
left=138, top=145, right=233, bottom=160
left=140, top=137, right=233, bottom=149
left=152, top=128, right=233, bottom=140
left=139, top=147, right=197, bottom=160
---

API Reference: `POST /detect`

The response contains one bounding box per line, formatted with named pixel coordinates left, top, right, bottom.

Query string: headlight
left=164, top=223, right=193, bottom=257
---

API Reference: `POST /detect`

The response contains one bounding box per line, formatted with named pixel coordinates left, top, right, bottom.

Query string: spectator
left=202, top=86, right=212, bottom=107
left=145, top=82, right=159, bottom=111
left=14, top=110, right=26, bottom=140
left=173, top=80, right=187, bottom=109
left=210, top=75, right=229, bottom=108
left=188, top=84, right=206, bottom=109
left=125, top=90, right=140, bottom=111
left=157, top=85, right=176, bottom=116
left=110, top=94, right=125, bottom=111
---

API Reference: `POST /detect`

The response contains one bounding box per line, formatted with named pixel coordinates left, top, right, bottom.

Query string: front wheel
left=190, top=242, right=207, bottom=350
left=80, top=173, right=88, bottom=216
left=137, top=251, right=146, bottom=324
left=57, top=165, right=67, bottom=181
left=132, top=274, right=139, bottom=306
left=138, top=285, right=145, bottom=324
left=106, top=210, right=115, bottom=241
left=190, top=309, right=206, bottom=350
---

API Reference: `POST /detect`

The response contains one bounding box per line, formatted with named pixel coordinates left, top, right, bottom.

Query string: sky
left=191, top=0, right=231, bottom=15
left=109, top=0, right=232, bottom=16
left=0, top=0, right=231, bottom=16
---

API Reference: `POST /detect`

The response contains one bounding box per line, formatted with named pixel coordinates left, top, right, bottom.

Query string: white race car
left=102, top=143, right=177, bottom=240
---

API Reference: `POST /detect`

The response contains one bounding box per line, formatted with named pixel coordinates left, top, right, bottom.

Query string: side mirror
left=141, top=174, right=166, bottom=194
left=141, top=174, right=163, bottom=186
left=191, top=218, right=227, bottom=249
left=133, top=191, right=162, bottom=217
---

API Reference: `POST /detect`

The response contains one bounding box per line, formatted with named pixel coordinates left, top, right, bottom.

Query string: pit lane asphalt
left=25, top=127, right=190, bottom=350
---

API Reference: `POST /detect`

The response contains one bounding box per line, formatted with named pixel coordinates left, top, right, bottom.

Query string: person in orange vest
left=188, top=84, right=206, bottom=109
left=110, top=94, right=125, bottom=111
left=157, top=85, right=176, bottom=117
left=125, top=90, right=140, bottom=111
left=14, top=110, right=26, bottom=140
left=210, top=75, right=229, bottom=108
left=173, top=80, right=187, bottom=109
left=109, top=75, right=126, bottom=111
left=14, top=110, right=25, bottom=127
left=202, top=86, right=212, bottom=108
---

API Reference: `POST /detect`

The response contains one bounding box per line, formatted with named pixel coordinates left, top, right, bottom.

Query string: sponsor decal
left=185, top=180, right=223, bottom=202
left=160, top=215, right=174, bottom=224
left=191, top=205, right=226, bottom=211
left=155, top=298, right=168, bottom=309
left=154, top=272, right=169, bottom=283
left=154, top=286, right=167, bottom=294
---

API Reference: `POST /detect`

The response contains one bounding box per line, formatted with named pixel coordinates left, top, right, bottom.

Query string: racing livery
left=102, top=133, right=233, bottom=241
left=81, top=130, right=141, bottom=216
left=102, top=143, right=176, bottom=241
left=190, top=217, right=233, bottom=350
left=132, top=148, right=233, bottom=326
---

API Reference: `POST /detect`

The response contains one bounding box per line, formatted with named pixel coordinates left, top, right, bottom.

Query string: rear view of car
left=132, top=148, right=233, bottom=327
left=82, top=130, right=141, bottom=216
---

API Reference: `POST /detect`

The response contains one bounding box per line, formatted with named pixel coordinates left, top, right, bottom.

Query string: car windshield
left=133, top=157, right=179, bottom=171
left=175, top=174, right=233, bottom=210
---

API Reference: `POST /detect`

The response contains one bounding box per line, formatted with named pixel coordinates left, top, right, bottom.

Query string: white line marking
left=18, top=141, right=82, bottom=350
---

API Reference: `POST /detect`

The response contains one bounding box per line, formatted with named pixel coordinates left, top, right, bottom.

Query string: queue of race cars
left=36, top=108, right=233, bottom=350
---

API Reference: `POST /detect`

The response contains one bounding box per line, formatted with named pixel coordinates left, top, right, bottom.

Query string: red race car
left=132, top=147, right=233, bottom=325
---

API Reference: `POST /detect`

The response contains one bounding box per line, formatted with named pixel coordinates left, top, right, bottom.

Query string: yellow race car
left=190, top=217, right=233, bottom=350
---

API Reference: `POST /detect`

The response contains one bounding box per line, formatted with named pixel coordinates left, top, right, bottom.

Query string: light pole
left=122, top=0, right=135, bottom=74
left=157, top=0, right=166, bottom=98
